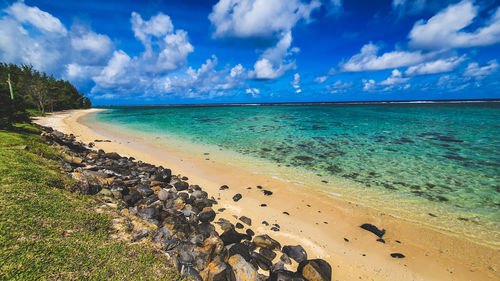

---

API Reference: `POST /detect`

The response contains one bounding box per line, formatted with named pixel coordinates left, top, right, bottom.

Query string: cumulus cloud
left=0, top=2, right=112, bottom=76
left=405, top=55, right=465, bottom=76
left=210, top=0, right=321, bottom=80
left=290, top=73, right=302, bottom=93
left=131, top=12, right=173, bottom=45
left=291, top=73, right=300, bottom=88
left=149, top=55, right=248, bottom=98
left=379, top=69, right=410, bottom=85
left=246, top=88, right=260, bottom=97
left=250, top=31, right=297, bottom=79
left=340, top=43, right=428, bottom=72
left=464, top=60, right=499, bottom=78
left=209, top=0, right=320, bottom=39
left=409, top=0, right=500, bottom=50
left=5, top=1, right=67, bottom=35
left=362, top=79, right=376, bottom=91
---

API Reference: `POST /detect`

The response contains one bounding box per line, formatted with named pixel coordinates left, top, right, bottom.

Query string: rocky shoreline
left=39, top=125, right=332, bottom=281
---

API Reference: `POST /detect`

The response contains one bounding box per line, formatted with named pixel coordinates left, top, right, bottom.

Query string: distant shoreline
left=94, top=98, right=500, bottom=108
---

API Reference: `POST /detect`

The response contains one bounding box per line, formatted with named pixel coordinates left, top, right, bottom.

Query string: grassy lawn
left=0, top=124, right=182, bottom=280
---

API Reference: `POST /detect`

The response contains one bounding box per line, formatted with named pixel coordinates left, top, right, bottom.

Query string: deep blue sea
left=90, top=102, right=500, bottom=243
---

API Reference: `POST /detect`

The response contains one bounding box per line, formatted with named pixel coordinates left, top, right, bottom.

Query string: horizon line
left=93, top=98, right=500, bottom=107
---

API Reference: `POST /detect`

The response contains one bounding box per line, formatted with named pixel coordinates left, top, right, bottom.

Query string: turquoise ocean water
left=90, top=102, right=500, bottom=243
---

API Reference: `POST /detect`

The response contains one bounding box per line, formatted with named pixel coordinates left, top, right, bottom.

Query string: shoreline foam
left=34, top=109, right=500, bottom=281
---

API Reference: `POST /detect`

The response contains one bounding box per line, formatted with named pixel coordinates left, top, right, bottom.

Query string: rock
left=269, top=270, right=306, bottom=281
left=245, top=229, right=254, bottom=237
left=105, top=152, right=121, bottom=160
left=192, top=190, right=208, bottom=200
left=390, top=253, right=405, bottom=258
left=229, top=254, right=258, bottom=281
left=282, top=245, right=307, bottom=263
left=138, top=207, right=158, bottom=220
left=297, top=259, right=332, bottom=281
left=97, top=188, right=113, bottom=198
left=360, top=223, right=385, bottom=238
left=271, top=261, right=285, bottom=272
left=220, top=185, right=229, bottom=190
left=239, top=216, right=252, bottom=226
left=200, top=260, right=236, bottom=281
left=124, top=191, right=142, bottom=206
left=199, top=207, right=216, bottom=223
left=233, top=193, right=242, bottom=202
left=229, top=243, right=254, bottom=265
left=280, top=254, right=292, bottom=265
left=137, top=187, right=154, bottom=197
left=158, top=189, right=169, bottom=201
left=181, top=266, right=203, bottom=281
left=235, top=223, right=244, bottom=229
left=220, top=228, right=248, bottom=246
left=259, top=247, right=277, bottom=261
left=131, top=229, right=149, bottom=242
left=263, top=190, right=273, bottom=196
left=254, top=234, right=281, bottom=250
left=250, top=252, right=272, bottom=271
left=175, top=181, right=189, bottom=191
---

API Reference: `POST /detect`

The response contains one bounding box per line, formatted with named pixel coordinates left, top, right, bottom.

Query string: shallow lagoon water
left=93, top=102, right=500, bottom=244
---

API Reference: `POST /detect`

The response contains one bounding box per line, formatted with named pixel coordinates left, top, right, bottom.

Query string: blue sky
left=0, top=0, right=499, bottom=105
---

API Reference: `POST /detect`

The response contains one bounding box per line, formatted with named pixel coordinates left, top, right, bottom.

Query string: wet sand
left=34, top=109, right=500, bottom=281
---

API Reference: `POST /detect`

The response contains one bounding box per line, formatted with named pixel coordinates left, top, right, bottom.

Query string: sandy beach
left=34, top=109, right=500, bottom=281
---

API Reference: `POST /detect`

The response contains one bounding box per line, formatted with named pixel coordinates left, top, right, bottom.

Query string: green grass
left=0, top=124, right=183, bottom=280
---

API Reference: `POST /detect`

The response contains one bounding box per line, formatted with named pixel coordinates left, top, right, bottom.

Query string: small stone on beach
left=391, top=253, right=405, bottom=258
left=232, top=193, right=242, bottom=202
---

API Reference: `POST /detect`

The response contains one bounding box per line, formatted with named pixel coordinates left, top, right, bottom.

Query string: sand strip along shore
left=33, top=109, right=500, bottom=281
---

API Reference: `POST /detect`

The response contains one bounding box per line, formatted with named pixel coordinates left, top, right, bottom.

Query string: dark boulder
left=250, top=252, right=272, bottom=271
left=253, top=234, right=281, bottom=250
left=297, top=259, right=332, bottom=281
left=269, top=270, right=306, bottom=281
left=360, top=223, right=386, bottom=238
left=239, top=216, right=252, bottom=226
left=282, top=245, right=307, bottom=263
left=233, top=193, right=242, bottom=202
left=175, top=181, right=189, bottom=191
left=199, top=207, right=216, bottom=223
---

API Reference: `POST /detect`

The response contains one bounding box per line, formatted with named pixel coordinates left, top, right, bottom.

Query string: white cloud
left=340, top=43, right=428, bottom=72
left=149, top=55, right=247, bottom=98
left=156, top=30, right=194, bottom=72
left=362, top=79, right=376, bottom=91
left=250, top=31, right=297, bottom=79
left=327, top=80, right=352, bottom=93
left=71, top=27, right=113, bottom=65
left=314, top=75, right=328, bottom=83
left=0, top=1, right=113, bottom=79
left=5, top=1, right=67, bottom=35
left=246, top=88, right=260, bottom=97
left=380, top=69, right=410, bottom=85
left=405, top=55, right=466, bottom=76
left=131, top=12, right=173, bottom=46
left=210, top=0, right=320, bottom=80
left=464, top=60, right=499, bottom=78
left=209, top=0, right=321, bottom=39
left=92, top=50, right=132, bottom=91
left=291, top=73, right=300, bottom=88
left=409, top=0, right=500, bottom=50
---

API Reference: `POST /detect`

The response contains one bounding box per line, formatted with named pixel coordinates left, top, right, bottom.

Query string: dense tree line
left=1, top=63, right=91, bottom=127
